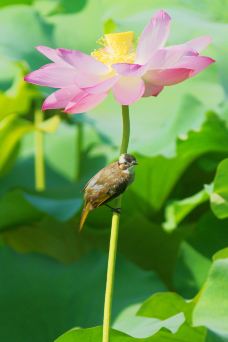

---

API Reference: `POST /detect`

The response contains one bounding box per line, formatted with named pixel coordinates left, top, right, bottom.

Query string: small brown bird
left=79, top=153, right=138, bottom=230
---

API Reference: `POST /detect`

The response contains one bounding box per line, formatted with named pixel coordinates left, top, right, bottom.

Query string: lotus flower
left=24, top=10, right=214, bottom=114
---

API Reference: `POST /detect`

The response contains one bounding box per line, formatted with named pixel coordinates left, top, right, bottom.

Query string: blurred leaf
left=173, top=242, right=211, bottom=298
left=0, top=64, right=32, bottom=120
left=206, top=0, right=228, bottom=22
left=102, top=0, right=228, bottom=22
left=92, top=89, right=223, bottom=159
left=193, top=256, right=228, bottom=338
left=0, top=57, right=18, bottom=90
left=113, top=303, right=187, bottom=339
left=55, top=327, right=133, bottom=342
left=206, top=330, right=228, bottom=342
left=133, top=291, right=206, bottom=342
left=0, top=189, right=42, bottom=230
left=24, top=192, right=82, bottom=221
left=35, top=0, right=87, bottom=16
left=44, top=122, right=85, bottom=181
left=113, top=311, right=185, bottom=338
left=44, top=121, right=115, bottom=182
left=56, top=323, right=205, bottom=342
left=0, top=115, right=33, bottom=175
left=0, top=152, right=73, bottom=197
left=213, top=248, right=228, bottom=261
left=187, top=211, right=228, bottom=263
left=86, top=211, right=182, bottom=286
left=37, top=115, right=61, bottom=133
left=0, top=5, right=54, bottom=68
left=0, top=0, right=32, bottom=7
left=0, top=120, right=114, bottom=197
left=137, top=292, right=194, bottom=324
left=131, top=113, right=228, bottom=211
left=50, top=0, right=104, bottom=53
left=210, top=159, right=228, bottom=219
left=163, top=186, right=212, bottom=232
left=0, top=248, right=165, bottom=342
left=1, top=217, right=88, bottom=262
left=58, top=0, right=87, bottom=14
left=34, top=0, right=60, bottom=16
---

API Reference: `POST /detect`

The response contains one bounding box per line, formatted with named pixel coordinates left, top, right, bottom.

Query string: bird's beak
left=133, top=161, right=138, bottom=165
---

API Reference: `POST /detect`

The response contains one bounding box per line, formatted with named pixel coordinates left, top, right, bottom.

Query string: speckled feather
left=83, top=161, right=134, bottom=209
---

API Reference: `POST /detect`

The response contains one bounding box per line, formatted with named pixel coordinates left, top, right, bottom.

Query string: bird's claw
left=112, top=207, right=121, bottom=214
left=105, top=204, right=121, bottom=214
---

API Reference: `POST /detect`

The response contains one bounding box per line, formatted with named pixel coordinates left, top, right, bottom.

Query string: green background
left=0, top=0, right=228, bottom=341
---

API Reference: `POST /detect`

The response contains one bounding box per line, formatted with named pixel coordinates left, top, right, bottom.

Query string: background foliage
left=0, top=0, right=228, bottom=341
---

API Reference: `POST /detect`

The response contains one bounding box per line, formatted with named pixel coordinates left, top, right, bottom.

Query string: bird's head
left=118, top=154, right=138, bottom=170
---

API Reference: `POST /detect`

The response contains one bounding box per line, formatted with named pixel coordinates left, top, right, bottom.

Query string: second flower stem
left=75, top=121, right=83, bottom=181
left=102, top=105, right=130, bottom=342
left=34, top=110, right=45, bottom=191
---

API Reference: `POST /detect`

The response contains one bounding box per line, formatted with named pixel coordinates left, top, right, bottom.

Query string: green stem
left=34, top=110, right=45, bottom=191
left=120, top=105, right=130, bottom=154
left=75, top=122, right=83, bottom=181
left=102, top=105, right=130, bottom=342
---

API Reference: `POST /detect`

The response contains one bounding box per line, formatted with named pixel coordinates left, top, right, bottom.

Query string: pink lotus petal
left=74, top=73, right=105, bottom=88
left=58, top=48, right=108, bottom=74
left=143, top=83, right=164, bottom=97
left=42, top=86, right=80, bottom=110
left=64, top=91, right=107, bottom=114
left=112, top=77, right=145, bottom=105
left=144, top=68, right=193, bottom=86
left=175, top=55, right=215, bottom=76
left=82, top=76, right=119, bottom=94
left=36, top=46, right=64, bottom=64
left=185, top=36, right=212, bottom=52
left=136, top=10, right=171, bottom=64
left=24, top=63, right=77, bottom=88
left=112, top=63, right=147, bottom=77
left=148, top=46, right=196, bottom=69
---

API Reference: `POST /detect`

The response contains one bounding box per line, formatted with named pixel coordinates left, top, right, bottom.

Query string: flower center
left=91, top=31, right=135, bottom=66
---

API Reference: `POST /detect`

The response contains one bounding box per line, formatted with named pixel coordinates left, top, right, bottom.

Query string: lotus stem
left=75, top=121, right=83, bottom=181
left=102, top=105, right=130, bottom=342
left=34, top=110, right=45, bottom=191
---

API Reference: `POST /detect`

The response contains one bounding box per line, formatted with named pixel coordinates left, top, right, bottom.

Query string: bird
left=79, top=153, right=138, bottom=231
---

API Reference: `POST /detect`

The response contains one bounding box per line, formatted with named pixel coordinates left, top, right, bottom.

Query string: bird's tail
left=79, top=202, right=91, bottom=231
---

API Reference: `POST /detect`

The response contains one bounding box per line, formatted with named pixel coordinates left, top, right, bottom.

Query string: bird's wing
left=84, top=163, right=120, bottom=207
left=93, top=191, right=112, bottom=208
left=81, top=171, right=101, bottom=192
left=82, top=162, right=116, bottom=192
